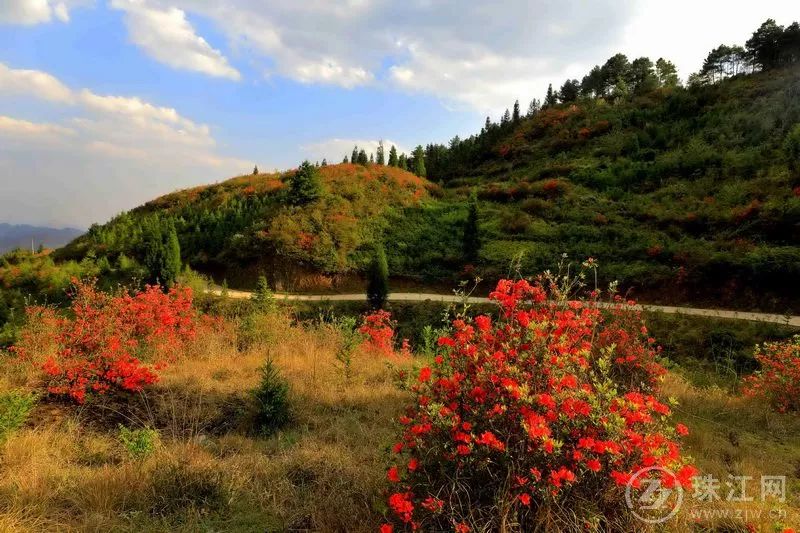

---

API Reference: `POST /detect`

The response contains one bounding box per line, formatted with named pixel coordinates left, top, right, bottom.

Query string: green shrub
left=252, top=360, right=290, bottom=436
left=0, top=391, right=36, bottom=444
left=118, top=425, right=160, bottom=460
left=251, top=275, right=275, bottom=313
left=332, top=315, right=362, bottom=380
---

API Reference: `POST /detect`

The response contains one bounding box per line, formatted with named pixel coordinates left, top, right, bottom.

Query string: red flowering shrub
left=383, top=278, right=694, bottom=531
left=14, top=280, right=198, bottom=403
left=359, top=310, right=396, bottom=356
left=743, top=336, right=800, bottom=413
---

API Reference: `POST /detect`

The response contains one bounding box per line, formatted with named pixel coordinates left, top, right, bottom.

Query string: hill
left=384, top=66, right=800, bottom=312
left=0, top=224, right=83, bottom=254
left=57, top=163, right=433, bottom=291
left=56, top=70, right=800, bottom=312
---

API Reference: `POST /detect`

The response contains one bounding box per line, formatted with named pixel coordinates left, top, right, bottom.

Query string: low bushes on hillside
left=383, top=277, right=695, bottom=531
left=743, top=335, right=800, bottom=413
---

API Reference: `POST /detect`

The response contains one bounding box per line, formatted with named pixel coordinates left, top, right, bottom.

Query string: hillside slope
left=56, top=67, right=800, bottom=311
left=385, top=66, right=800, bottom=311
left=57, top=164, right=433, bottom=290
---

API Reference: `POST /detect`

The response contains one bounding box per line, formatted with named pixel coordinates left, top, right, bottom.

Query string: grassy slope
left=389, top=67, right=800, bottom=312
left=57, top=164, right=434, bottom=291
left=0, top=302, right=798, bottom=531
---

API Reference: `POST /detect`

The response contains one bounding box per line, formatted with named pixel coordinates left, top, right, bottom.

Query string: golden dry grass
left=665, top=373, right=800, bottom=531
left=0, top=312, right=409, bottom=532
left=1, top=310, right=799, bottom=532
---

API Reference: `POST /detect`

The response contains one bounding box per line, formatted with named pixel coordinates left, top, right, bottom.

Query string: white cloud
left=302, top=138, right=411, bottom=162
left=0, top=115, right=76, bottom=139
left=0, top=0, right=82, bottom=25
left=158, top=0, right=632, bottom=111
left=0, top=62, right=75, bottom=103
left=0, top=62, right=251, bottom=226
left=110, top=0, right=240, bottom=80
left=141, top=0, right=796, bottom=113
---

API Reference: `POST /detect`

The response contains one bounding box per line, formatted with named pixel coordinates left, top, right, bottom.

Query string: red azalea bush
left=14, top=279, right=199, bottom=403
left=359, top=310, right=397, bottom=356
left=743, top=336, right=800, bottom=413
left=383, top=277, right=694, bottom=532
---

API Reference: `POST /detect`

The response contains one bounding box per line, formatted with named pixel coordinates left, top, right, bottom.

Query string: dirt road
left=213, top=289, right=800, bottom=327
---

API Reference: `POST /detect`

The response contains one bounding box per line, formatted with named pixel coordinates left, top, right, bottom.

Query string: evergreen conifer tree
left=366, top=244, right=389, bottom=309
left=463, top=189, right=480, bottom=262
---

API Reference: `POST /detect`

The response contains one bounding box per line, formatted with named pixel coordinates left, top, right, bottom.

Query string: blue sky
left=0, top=0, right=797, bottom=228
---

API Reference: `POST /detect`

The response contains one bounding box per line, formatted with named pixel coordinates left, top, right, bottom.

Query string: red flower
left=475, top=431, right=505, bottom=451
left=408, top=458, right=419, bottom=471
left=675, top=423, right=689, bottom=436
left=518, top=493, right=531, bottom=505
left=586, top=459, right=602, bottom=472
left=388, top=492, right=414, bottom=523
left=474, top=315, right=491, bottom=331
left=387, top=466, right=401, bottom=483
left=418, top=367, right=432, bottom=382
left=380, top=524, right=393, bottom=533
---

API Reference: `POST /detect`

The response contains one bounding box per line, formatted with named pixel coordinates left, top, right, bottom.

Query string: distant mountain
left=0, top=224, right=84, bottom=253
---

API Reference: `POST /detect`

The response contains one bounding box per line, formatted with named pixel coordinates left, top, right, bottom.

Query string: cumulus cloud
left=302, top=138, right=411, bottom=163
left=0, top=0, right=75, bottom=24
left=0, top=115, right=76, bottom=139
left=0, top=62, right=250, bottom=227
left=135, top=0, right=793, bottom=113
left=110, top=0, right=240, bottom=80
left=0, top=63, right=75, bottom=103
left=158, top=0, right=629, bottom=111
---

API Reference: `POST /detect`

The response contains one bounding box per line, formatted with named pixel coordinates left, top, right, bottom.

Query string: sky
left=0, top=0, right=797, bottom=228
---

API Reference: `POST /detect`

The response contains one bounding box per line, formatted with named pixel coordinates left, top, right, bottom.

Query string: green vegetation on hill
left=390, top=66, right=800, bottom=311
left=49, top=19, right=800, bottom=313
left=57, top=163, right=432, bottom=291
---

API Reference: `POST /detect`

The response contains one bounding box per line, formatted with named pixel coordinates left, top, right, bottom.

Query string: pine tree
left=369, top=153, right=374, bottom=164
left=376, top=140, right=385, bottom=165
left=142, top=219, right=165, bottom=286
left=512, top=99, right=520, bottom=122
left=485, top=116, right=492, bottom=131
left=142, top=217, right=181, bottom=287
left=251, top=275, right=275, bottom=312
left=501, top=109, right=511, bottom=125
left=343, top=155, right=349, bottom=164
left=412, top=145, right=426, bottom=177
left=655, top=58, right=680, bottom=87
left=357, top=149, right=369, bottom=165
left=527, top=98, right=540, bottom=116
left=351, top=146, right=359, bottom=164
left=163, top=224, right=182, bottom=287
left=544, top=84, right=558, bottom=107
left=288, top=160, right=322, bottom=205
left=398, top=153, right=408, bottom=171
left=558, top=79, right=580, bottom=102
left=366, top=244, right=389, bottom=309
left=462, top=189, right=480, bottom=263
left=253, top=165, right=259, bottom=175
left=321, top=158, right=327, bottom=166
left=388, top=145, right=398, bottom=166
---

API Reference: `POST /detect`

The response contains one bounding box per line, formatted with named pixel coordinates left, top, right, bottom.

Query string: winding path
left=213, top=289, right=800, bottom=327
